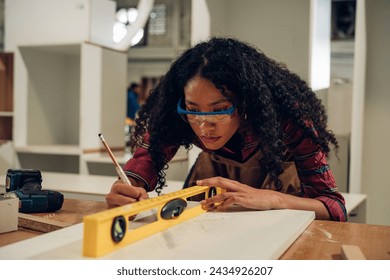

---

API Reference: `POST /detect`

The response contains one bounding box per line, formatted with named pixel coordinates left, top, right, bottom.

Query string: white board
left=0, top=209, right=314, bottom=260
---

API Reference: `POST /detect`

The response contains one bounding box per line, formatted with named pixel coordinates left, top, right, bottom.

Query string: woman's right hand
left=105, top=179, right=149, bottom=208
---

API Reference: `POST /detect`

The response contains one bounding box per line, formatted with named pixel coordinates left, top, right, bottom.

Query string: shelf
left=83, top=147, right=188, bottom=165
left=15, top=145, right=81, bottom=155
left=18, top=44, right=81, bottom=146
left=0, top=112, right=13, bottom=117
left=128, top=46, right=187, bottom=61
left=14, top=42, right=127, bottom=148
left=83, top=151, right=132, bottom=165
left=83, top=147, right=189, bottom=179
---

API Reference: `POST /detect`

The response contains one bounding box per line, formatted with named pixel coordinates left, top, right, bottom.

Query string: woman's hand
left=105, top=179, right=149, bottom=208
left=197, top=177, right=281, bottom=211
left=197, top=176, right=331, bottom=220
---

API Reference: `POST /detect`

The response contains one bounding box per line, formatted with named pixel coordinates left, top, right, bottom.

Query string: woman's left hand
left=197, top=177, right=281, bottom=211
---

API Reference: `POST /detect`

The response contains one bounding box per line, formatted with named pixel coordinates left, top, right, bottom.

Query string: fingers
left=106, top=182, right=149, bottom=207
left=138, top=189, right=149, bottom=201
left=215, top=196, right=239, bottom=211
left=201, top=192, right=238, bottom=210
left=198, top=177, right=250, bottom=211
left=197, top=176, right=244, bottom=192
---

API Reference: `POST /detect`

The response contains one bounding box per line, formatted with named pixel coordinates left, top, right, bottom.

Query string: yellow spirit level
left=83, top=186, right=221, bottom=257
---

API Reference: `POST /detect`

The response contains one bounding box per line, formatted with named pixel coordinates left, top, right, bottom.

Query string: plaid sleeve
left=282, top=120, right=347, bottom=222
left=123, top=132, right=179, bottom=191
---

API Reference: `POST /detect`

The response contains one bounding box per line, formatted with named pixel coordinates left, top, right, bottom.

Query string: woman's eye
left=187, top=108, right=199, bottom=112
left=213, top=108, right=227, bottom=112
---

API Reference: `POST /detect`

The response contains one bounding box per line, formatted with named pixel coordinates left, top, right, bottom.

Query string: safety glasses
left=177, top=97, right=236, bottom=125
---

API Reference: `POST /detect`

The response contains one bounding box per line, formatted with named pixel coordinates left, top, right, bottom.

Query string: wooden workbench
left=0, top=206, right=315, bottom=260
left=281, top=220, right=390, bottom=259
left=0, top=198, right=107, bottom=247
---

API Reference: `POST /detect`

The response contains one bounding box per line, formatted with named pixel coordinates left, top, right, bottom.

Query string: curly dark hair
left=131, top=37, right=338, bottom=192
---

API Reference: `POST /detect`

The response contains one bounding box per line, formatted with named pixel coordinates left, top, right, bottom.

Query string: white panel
left=100, top=48, right=128, bottom=148
left=188, top=0, right=211, bottom=170
left=5, top=0, right=89, bottom=46
left=349, top=0, right=366, bottom=194
left=5, top=0, right=117, bottom=47
left=191, top=0, right=211, bottom=45
left=12, top=51, right=28, bottom=146
left=309, top=0, right=331, bottom=91
left=80, top=43, right=103, bottom=150
left=79, top=43, right=127, bottom=151
left=0, top=142, right=14, bottom=176
left=0, top=209, right=314, bottom=260
left=327, top=80, right=352, bottom=136
left=89, top=0, right=117, bottom=47
left=360, top=0, right=390, bottom=225
left=20, top=45, right=80, bottom=145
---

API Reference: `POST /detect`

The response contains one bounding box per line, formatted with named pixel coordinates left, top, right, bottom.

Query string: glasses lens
left=185, top=114, right=232, bottom=125
left=177, top=98, right=236, bottom=125
left=179, top=113, right=189, bottom=123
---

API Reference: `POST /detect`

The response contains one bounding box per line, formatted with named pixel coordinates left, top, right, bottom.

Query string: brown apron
left=183, top=149, right=302, bottom=200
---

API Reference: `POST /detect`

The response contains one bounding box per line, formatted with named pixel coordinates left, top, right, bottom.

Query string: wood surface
left=0, top=199, right=108, bottom=247
left=2, top=199, right=390, bottom=260
left=29, top=198, right=108, bottom=225
left=280, top=220, right=390, bottom=260
left=0, top=228, right=40, bottom=247
left=18, top=213, right=71, bottom=233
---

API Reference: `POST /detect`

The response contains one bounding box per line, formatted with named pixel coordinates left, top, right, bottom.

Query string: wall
left=0, top=0, right=3, bottom=51
left=207, top=0, right=312, bottom=82
left=360, top=0, right=390, bottom=225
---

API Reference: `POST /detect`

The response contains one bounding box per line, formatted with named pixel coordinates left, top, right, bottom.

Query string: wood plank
left=18, top=213, right=71, bottom=233
left=341, top=244, right=366, bottom=260
left=0, top=53, right=13, bottom=112
left=280, top=220, right=390, bottom=260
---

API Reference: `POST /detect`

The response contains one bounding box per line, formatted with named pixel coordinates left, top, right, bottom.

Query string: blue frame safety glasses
left=177, top=97, right=236, bottom=125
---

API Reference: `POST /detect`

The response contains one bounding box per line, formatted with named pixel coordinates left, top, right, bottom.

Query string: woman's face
left=183, top=76, right=240, bottom=150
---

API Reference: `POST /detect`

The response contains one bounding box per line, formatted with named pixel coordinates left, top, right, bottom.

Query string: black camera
left=5, top=169, right=64, bottom=213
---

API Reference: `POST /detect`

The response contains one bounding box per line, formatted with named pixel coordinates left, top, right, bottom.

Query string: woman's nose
left=198, top=119, right=215, bottom=128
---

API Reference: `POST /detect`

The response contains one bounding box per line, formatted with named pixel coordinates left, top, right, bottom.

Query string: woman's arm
left=123, top=132, right=180, bottom=191
left=282, top=120, right=347, bottom=222
left=198, top=177, right=330, bottom=220
left=106, top=131, right=180, bottom=207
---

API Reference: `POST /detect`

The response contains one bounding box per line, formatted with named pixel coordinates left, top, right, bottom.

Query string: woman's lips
left=200, top=135, right=221, bottom=144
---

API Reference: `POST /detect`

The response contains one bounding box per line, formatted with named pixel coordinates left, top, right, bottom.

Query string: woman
left=106, top=37, right=346, bottom=222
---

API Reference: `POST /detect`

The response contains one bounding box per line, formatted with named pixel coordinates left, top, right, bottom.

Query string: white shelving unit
left=13, top=42, right=128, bottom=174
left=5, top=0, right=128, bottom=174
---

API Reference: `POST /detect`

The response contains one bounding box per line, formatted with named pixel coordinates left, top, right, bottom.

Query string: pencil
left=98, top=133, right=132, bottom=185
